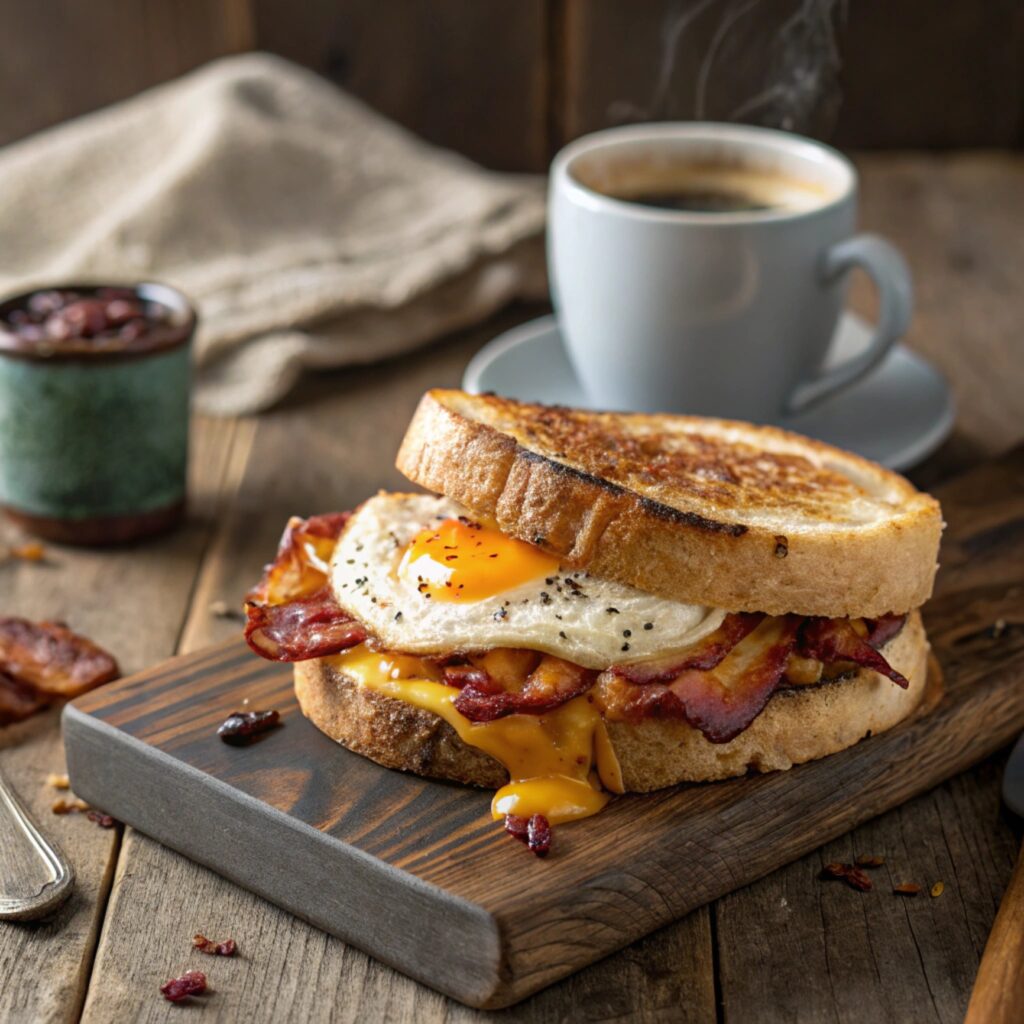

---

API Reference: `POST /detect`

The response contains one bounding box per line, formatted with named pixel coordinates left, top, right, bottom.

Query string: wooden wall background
left=1, top=0, right=1022, bottom=171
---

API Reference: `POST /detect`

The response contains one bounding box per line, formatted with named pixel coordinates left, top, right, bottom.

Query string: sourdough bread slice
left=294, top=612, right=928, bottom=789
left=395, top=390, right=943, bottom=618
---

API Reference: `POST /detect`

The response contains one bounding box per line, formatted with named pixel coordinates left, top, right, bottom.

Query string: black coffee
left=585, top=162, right=831, bottom=215
left=625, top=189, right=775, bottom=213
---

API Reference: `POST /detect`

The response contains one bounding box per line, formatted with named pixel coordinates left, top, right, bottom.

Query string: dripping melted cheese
left=330, top=644, right=624, bottom=824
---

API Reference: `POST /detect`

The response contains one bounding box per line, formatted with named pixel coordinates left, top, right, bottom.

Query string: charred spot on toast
left=497, top=401, right=878, bottom=522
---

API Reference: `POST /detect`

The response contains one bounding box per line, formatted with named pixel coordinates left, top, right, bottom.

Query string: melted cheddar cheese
left=330, top=644, right=623, bottom=824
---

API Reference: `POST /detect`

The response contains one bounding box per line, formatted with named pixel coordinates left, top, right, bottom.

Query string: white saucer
left=463, top=313, right=954, bottom=471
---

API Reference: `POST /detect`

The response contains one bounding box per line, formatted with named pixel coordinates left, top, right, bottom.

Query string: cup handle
left=785, top=234, right=913, bottom=415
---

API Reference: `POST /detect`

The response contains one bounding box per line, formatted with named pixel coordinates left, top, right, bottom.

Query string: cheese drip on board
left=330, top=644, right=624, bottom=824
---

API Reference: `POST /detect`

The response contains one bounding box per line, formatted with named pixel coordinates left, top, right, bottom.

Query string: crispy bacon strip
left=0, top=618, right=119, bottom=698
left=244, top=585, right=366, bottom=662
left=865, top=613, right=908, bottom=649
left=247, top=512, right=351, bottom=605
left=244, top=512, right=368, bottom=662
left=610, top=612, right=764, bottom=685
left=798, top=616, right=909, bottom=688
left=451, top=655, right=597, bottom=722
left=609, top=616, right=802, bottom=743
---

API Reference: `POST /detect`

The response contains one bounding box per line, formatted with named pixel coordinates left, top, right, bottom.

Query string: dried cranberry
left=217, top=709, right=280, bottom=744
left=86, top=810, right=116, bottom=828
left=58, top=298, right=110, bottom=337
left=104, top=298, right=143, bottom=324
left=503, top=814, right=530, bottom=843
left=160, top=970, right=207, bottom=1003
left=27, top=290, right=67, bottom=315
left=526, top=814, right=551, bottom=857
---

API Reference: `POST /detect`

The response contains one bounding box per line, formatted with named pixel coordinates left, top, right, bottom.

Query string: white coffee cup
left=548, top=122, right=912, bottom=420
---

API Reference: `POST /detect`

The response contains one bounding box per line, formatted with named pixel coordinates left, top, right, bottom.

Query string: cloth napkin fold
left=0, top=53, right=547, bottom=415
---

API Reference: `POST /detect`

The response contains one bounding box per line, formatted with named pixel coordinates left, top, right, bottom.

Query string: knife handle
left=965, top=846, right=1024, bottom=1024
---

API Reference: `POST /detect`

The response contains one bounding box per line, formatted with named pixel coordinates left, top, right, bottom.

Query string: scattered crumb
left=991, top=618, right=1007, bottom=638
left=8, top=542, right=46, bottom=562
left=86, top=810, right=116, bottom=828
left=47, top=772, right=70, bottom=790
left=52, top=797, right=90, bottom=815
left=930, top=881, right=945, bottom=898
left=893, top=883, right=922, bottom=896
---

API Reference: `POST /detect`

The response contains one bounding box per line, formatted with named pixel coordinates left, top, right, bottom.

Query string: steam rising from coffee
left=610, top=0, right=845, bottom=137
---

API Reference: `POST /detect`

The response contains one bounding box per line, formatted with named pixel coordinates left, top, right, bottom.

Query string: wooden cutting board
left=63, top=449, right=1024, bottom=1009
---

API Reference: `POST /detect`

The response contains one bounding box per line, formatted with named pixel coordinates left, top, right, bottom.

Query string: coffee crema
left=579, top=161, right=834, bottom=215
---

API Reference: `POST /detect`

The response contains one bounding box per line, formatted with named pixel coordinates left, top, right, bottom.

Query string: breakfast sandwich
left=244, top=389, right=943, bottom=853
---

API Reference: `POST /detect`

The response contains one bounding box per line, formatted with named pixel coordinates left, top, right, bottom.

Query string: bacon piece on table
left=0, top=671, right=48, bottom=725
left=798, top=615, right=909, bottom=688
left=450, top=655, right=597, bottom=721
left=609, top=612, right=764, bottom=685
left=0, top=618, right=119, bottom=698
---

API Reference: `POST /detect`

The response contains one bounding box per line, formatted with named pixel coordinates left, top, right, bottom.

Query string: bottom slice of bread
left=293, top=610, right=928, bottom=791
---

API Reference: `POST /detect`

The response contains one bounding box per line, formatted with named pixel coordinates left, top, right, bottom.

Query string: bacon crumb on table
left=160, top=971, right=207, bottom=1003
left=893, top=882, right=922, bottom=896
left=820, top=862, right=873, bottom=891
left=193, top=934, right=237, bottom=956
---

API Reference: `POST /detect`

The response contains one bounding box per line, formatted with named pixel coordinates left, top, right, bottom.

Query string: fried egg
left=330, top=493, right=725, bottom=669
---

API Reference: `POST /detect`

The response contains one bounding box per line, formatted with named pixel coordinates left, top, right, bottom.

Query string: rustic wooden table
left=1, top=154, right=1022, bottom=1023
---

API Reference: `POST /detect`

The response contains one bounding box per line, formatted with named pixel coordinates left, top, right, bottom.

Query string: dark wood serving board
left=63, top=450, right=1024, bottom=1009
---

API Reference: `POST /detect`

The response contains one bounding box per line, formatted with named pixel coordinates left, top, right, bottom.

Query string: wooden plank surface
left=0, top=417, right=244, bottom=1021
left=251, top=0, right=550, bottom=172
left=0, top=156, right=1021, bottom=1020
left=555, top=1, right=1024, bottom=151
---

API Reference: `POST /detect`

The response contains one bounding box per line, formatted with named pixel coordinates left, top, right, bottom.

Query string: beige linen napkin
left=0, top=53, right=547, bottom=415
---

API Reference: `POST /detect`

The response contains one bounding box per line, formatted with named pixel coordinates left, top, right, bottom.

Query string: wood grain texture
left=854, top=154, right=1024, bottom=476
left=965, top=849, right=1024, bottom=1024
left=65, top=446, right=1024, bottom=1007
left=0, top=415, right=244, bottom=1021
left=555, top=1, right=1024, bottom=150
left=0, top=0, right=253, bottom=148
left=251, top=0, right=549, bottom=171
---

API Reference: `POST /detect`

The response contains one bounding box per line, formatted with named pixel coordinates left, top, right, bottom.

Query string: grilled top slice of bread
left=395, top=390, right=943, bottom=618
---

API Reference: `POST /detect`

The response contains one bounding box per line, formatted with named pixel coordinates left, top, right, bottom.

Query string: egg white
left=330, top=493, right=725, bottom=669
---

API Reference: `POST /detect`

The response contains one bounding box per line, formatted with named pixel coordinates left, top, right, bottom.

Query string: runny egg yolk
left=396, top=517, right=559, bottom=602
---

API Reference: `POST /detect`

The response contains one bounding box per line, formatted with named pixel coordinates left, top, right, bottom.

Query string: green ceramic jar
left=0, top=282, right=195, bottom=544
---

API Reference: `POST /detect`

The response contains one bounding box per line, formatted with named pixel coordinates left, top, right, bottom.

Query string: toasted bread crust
left=395, top=390, right=943, bottom=618
left=294, top=612, right=928, bottom=789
